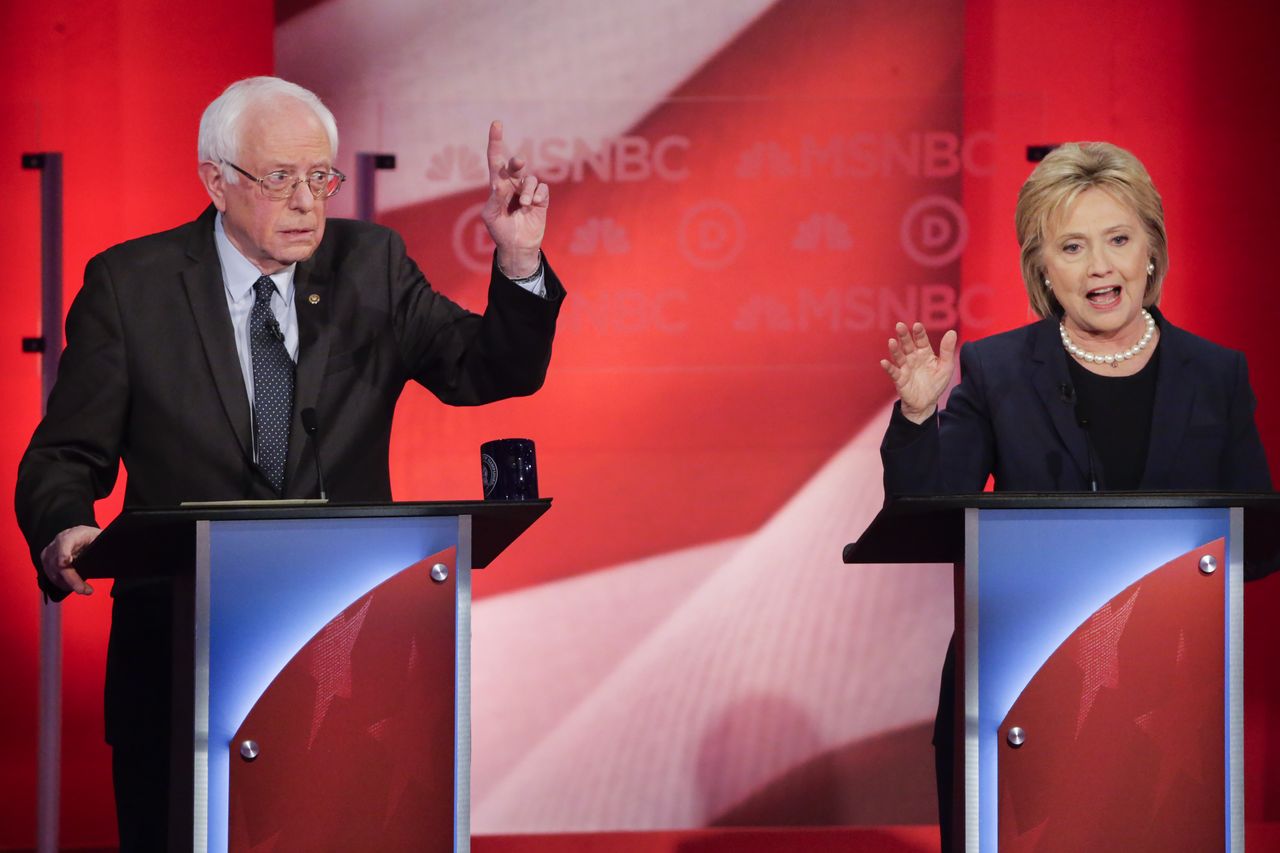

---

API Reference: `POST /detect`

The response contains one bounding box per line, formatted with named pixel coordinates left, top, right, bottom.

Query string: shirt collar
left=214, top=212, right=296, bottom=304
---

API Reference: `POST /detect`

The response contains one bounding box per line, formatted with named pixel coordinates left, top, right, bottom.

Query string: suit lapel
left=180, top=207, right=253, bottom=461
left=284, top=260, right=333, bottom=497
left=1140, top=309, right=1194, bottom=488
left=1029, top=316, right=1094, bottom=486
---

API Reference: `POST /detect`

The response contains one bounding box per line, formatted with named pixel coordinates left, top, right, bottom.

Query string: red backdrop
left=962, top=0, right=1280, bottom=830
left=0, top=1, right=272, bottom=847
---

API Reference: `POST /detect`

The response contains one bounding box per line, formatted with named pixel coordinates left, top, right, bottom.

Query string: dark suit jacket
left=882, top=308, right=1272, bottom=495
left=15, top=206, right=563, bottom=740
left=882, top=308, right=1273, bottom=848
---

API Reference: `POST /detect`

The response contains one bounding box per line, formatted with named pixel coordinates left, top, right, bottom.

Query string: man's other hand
left=40, top=525, right=101, bottom=596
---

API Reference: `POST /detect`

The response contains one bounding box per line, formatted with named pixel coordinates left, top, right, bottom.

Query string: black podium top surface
left=75, top=499, right=551, bottom=579
left=844, top=492, right=1280, bottom=567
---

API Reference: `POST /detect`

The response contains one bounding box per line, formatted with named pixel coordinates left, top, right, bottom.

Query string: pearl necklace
left=1059, top=309, right=1156, bottom=367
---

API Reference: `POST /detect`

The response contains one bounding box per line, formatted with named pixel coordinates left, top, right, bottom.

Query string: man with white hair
left=15, top=76, right=562, bottom=848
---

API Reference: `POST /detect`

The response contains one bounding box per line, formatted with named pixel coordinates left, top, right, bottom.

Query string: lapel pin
left=307, top=293, right=320, bottom=305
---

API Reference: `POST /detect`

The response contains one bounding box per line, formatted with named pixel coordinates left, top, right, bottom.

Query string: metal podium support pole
left=354, top=152, right=396, bottom=222
left=22, top=151, right=64, bottom=853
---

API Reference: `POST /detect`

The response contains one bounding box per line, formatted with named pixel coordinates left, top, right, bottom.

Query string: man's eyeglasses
left=223, top=161, right=346, bottom=201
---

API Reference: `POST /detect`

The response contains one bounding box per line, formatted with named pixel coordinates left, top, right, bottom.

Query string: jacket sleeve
left=1222, top=351, right=1273, bottom=492
left=388, top=233, right=564, bottom=406
left=880, top=341, right=996, bottom=498
left=1221, top=352, right=1280, bottom=580
left=15, top=254, right=130, bottom=599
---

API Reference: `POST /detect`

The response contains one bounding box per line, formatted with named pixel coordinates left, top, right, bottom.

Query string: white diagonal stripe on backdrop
left=471, top=402, right=952, bottom=831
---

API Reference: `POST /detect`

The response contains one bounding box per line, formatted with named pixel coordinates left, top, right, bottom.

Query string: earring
left=1043, top=277, right=1052, bottom=288
left=1146, top=261, right=1155, bottom=275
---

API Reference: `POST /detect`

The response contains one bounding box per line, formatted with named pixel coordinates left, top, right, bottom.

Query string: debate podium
left=75, top=500, right=550, bottom=853
left=845, top=493, right=1280, bottom=853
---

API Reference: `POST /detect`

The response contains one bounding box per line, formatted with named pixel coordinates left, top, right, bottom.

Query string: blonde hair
left=1015, top=142, right=1168, bottom=318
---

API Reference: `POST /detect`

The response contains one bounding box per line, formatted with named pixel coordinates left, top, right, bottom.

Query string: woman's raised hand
left=879, top=322, right=957, bottom=424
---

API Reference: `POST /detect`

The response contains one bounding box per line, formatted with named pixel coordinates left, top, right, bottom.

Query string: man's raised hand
left=481, top=120, right=549, bottom=279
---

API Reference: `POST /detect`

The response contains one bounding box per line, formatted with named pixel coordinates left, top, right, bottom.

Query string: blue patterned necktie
left=250, top=276, right=294, bottom=493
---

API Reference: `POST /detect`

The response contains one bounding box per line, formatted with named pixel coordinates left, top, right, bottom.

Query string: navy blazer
left=883, top=307, right=1274, bottom=851
left=882, top=308, right=1273, bottom=495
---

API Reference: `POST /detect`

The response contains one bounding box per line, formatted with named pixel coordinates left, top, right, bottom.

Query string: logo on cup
left=481, top=453, right=500, bottom=496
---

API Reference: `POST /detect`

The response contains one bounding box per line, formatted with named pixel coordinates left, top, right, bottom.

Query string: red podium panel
left=997, top=539, right=1225, bottom=852
left=845, top=494, right=1280, bottom=853
left=229, top=548, right=457, bottom=851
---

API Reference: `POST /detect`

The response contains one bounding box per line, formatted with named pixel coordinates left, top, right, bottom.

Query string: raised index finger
left=487, top=120, right=507, bottom=186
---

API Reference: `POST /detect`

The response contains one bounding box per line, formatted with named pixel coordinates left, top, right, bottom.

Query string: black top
left=878, top=305, right=1271, bottom=496
left=1066, top=343, right=1161, bottom=489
